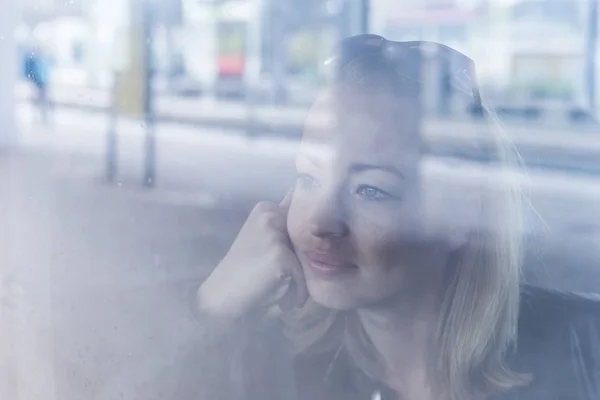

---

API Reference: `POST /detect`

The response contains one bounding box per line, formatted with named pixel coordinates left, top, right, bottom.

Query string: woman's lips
left=304, top=251, right=354, bottom=277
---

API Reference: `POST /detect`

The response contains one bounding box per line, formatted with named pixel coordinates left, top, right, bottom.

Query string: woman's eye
left=296, top=174, right=320, bottom=190
left=356, top=185, right=391, bottom=201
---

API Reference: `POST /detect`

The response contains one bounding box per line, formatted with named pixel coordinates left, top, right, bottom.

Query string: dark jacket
left=220, top=285, right=600, bottom=400
left=495, top=285, right=600, bottom=400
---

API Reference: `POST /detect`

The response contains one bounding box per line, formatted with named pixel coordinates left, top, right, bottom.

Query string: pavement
left=1, top=104, right=600, bottom=399
left=1, top=138, right=247, bottom=400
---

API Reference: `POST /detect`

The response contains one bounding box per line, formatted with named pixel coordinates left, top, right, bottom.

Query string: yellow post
left=108, top=0, right=156, bottom=185
left=113, top=0, right=149, bottom=117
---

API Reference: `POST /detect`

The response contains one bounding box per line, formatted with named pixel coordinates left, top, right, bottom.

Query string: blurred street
left=16, top=83, right=600, bottom=175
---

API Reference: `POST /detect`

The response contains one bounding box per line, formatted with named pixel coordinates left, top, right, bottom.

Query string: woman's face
left=288, top=87, right=448, bottom=310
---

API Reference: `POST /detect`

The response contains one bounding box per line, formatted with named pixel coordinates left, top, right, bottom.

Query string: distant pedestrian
left=24, top=46, right=52, bottom=125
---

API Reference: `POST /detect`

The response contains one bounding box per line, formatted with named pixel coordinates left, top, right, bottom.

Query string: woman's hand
left=197, top=191, right=308, bottom=319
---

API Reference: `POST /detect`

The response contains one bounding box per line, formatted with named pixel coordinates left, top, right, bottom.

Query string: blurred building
left=508, top=0, right=589, bottom=104
left=369, top=0, right=490, bottom=114
left=22, top=0, right=85, bottom=24
left=370, top=0, right=598, bottom=108
left=17, top=0, right=598, bottom=110
left=178, top=0, right=368, bottom=98
left=370, top=0, right=488, bottom=53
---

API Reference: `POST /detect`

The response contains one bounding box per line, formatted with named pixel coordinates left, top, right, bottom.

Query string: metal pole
left=585, top=0, right=598, bottom=112
left=143, top=0, right=157, bottom=187
left=0, top=0, right=17, bottom=150
left=271, top=0, right=287, bottom=104
left=361, top=0, right=369, bottom=33
left=345, top=0, right=368, bottom=36
left=245, top=0, right=262, bottom=138
left=338, top=0, right=349, bottom=40
left=106, top=84, right=118, bottom=183
left=438, top=54, right=452, bottom=117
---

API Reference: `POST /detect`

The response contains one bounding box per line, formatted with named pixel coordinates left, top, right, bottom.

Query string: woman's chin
left=307, top=282, right=365, bottom=311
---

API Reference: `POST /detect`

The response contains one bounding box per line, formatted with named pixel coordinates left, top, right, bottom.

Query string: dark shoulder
left=293, top=348, right=378, bottom=400
left=518, top=284, right=600, bottom=340
left=510, top=284, right=600, bottom=400
left=520, top=284, right=600, bottom=316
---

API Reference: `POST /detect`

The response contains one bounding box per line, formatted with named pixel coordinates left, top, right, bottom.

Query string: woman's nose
left=307, top=195, right=349, bottom=239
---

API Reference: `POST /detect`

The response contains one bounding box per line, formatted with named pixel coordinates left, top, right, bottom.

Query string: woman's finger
left=279, top=189, right=293, bottom=214
left=278, top=281, right=297, bottom=312
left=291, top=262, right=309, bottom=308
left=279, top=260, right=308, bottom=311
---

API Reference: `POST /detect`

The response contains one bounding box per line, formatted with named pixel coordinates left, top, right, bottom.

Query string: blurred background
left=2, top=0, right=600, bottom=399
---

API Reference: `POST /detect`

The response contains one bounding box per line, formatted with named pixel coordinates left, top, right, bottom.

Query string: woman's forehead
left=310, top=86, right=419, bottom=111
left=302, top=87, right=421, bottom=150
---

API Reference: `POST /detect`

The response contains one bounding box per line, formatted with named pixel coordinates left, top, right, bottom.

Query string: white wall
left=0, top=4, right=58, bottom=400
left=181, top=1, right=218, bottom=94
left=0, top=0, right=18, bottom=149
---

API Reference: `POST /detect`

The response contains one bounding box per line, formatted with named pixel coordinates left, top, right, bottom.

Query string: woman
left=196, top=35, right=600, bottom=400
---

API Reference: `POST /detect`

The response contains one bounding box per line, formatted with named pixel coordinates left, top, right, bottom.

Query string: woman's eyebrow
left=296, top=145, right=333, bottom=164
left=297, top=153, right=317, bottom=163
left=349, top=163, right=405, bottom=178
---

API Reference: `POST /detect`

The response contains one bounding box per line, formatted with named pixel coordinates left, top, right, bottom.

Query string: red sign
left=218, top=55, right=245, bottom=76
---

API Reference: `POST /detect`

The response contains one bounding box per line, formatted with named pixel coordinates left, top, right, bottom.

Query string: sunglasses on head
left=326, top=34, right=483, bottom=114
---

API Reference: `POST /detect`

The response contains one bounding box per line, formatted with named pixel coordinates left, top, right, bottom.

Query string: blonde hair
left=281, top=53, right=531, bottom=399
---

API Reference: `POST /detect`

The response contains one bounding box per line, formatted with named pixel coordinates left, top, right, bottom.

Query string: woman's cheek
left=352, top=205, right=425, bottom=265
left=286, top=202, right=305, bottom=247
left=351, top=217, right=403, bottom=268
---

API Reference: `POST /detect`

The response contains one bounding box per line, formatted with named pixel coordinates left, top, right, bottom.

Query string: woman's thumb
left=279, top=189, right=293, bottom=214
